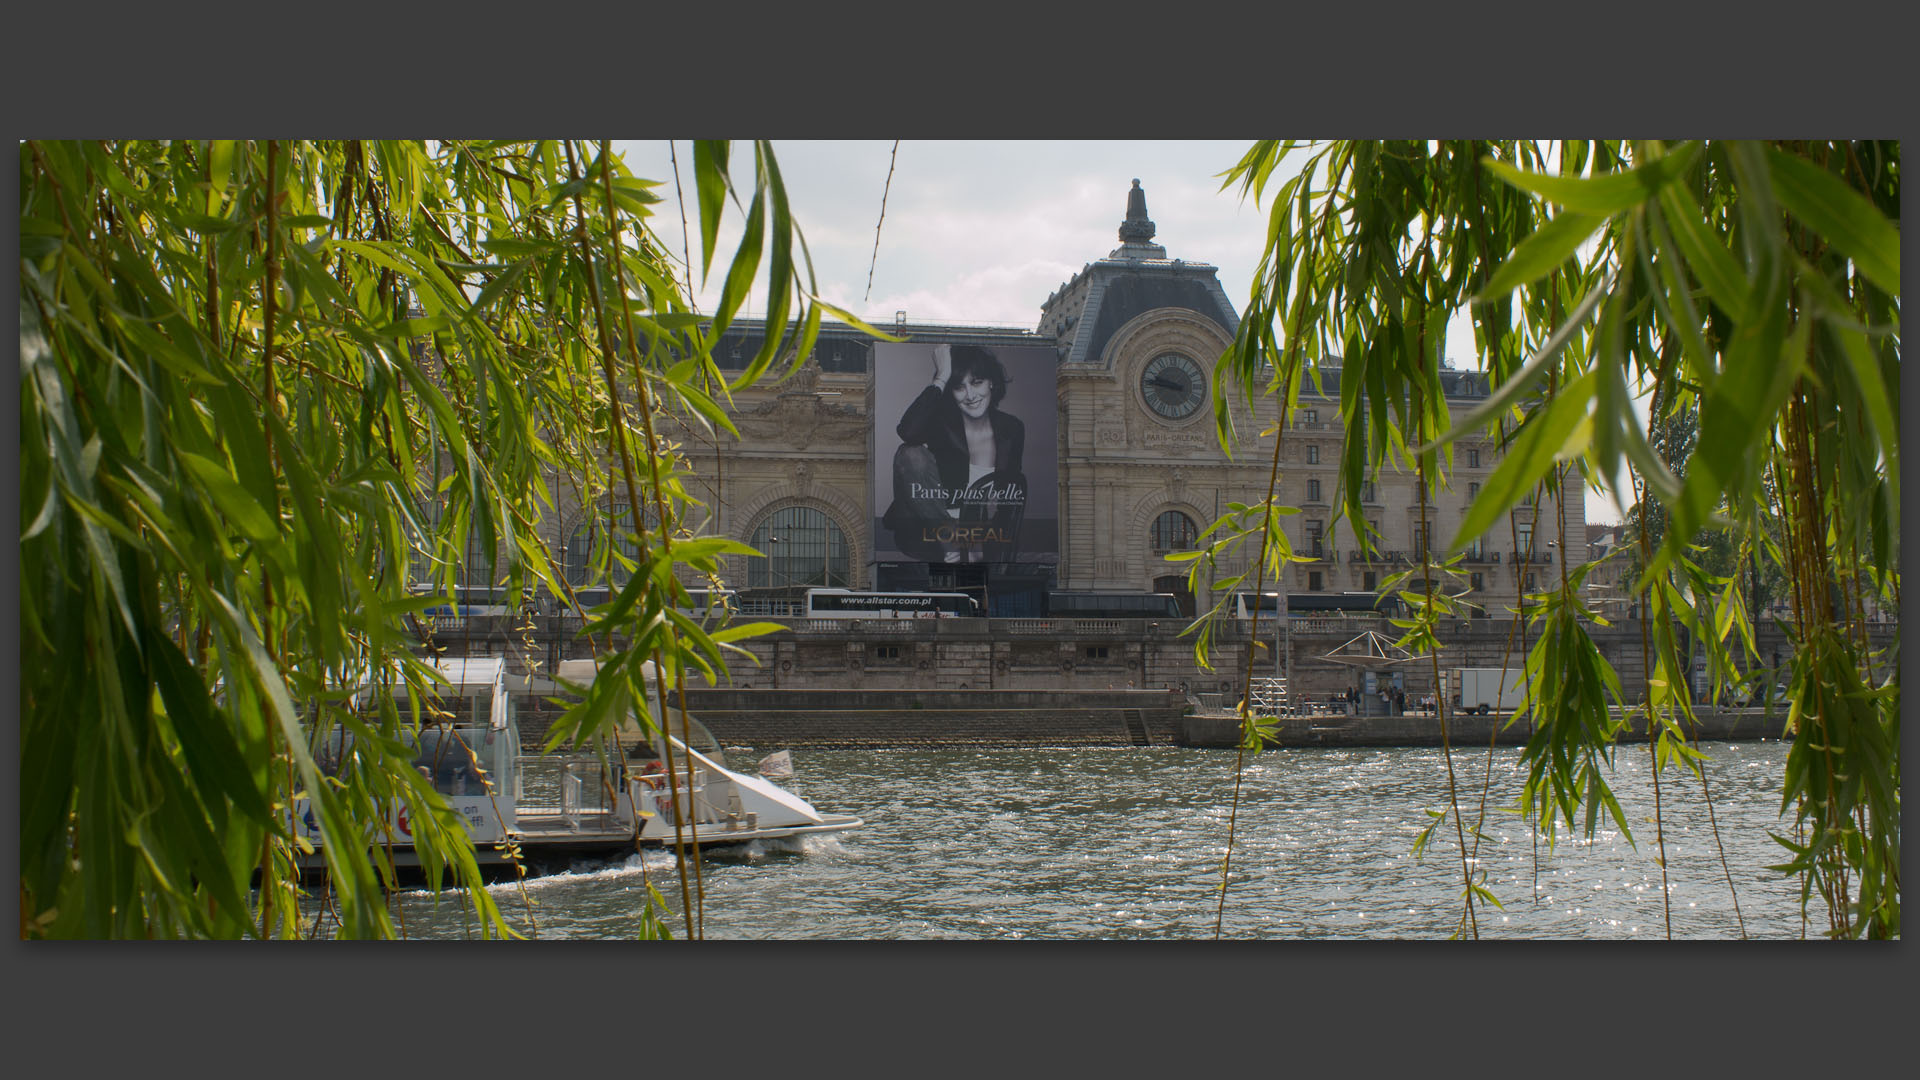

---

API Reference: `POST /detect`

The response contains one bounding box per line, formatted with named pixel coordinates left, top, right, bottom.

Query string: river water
left=352, top=738, right=1818, bottom=940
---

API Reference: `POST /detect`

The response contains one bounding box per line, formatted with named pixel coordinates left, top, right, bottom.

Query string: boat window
left=412, top=727, right=490, bottom=796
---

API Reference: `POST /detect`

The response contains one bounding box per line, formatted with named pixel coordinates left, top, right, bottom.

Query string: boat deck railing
left=515, top=755, right=620, bottom=817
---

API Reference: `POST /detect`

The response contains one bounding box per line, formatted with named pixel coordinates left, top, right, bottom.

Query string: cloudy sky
left=611, top=140, right=1622, bottom=522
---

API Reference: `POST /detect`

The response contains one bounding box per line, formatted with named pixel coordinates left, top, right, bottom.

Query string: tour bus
left=1286, top=591, right=1406, bottom=617
left=1229, top=591, right=1285, bottom=619
left=1043, top=591, right=1184, bottom=620
left=802, top=588, right=980, bottom=619
left=559, top=584, right=737, bottom=622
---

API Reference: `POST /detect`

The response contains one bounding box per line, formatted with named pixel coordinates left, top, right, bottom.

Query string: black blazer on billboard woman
left=893, top=384, right=1025, bottom=495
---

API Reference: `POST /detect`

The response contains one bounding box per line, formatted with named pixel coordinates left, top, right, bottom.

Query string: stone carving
left=734, top=406, right=863, bottom=450
left=1142, top=430, right=1210, bottom=449
left=1118, top=179, right=1156, bottom=244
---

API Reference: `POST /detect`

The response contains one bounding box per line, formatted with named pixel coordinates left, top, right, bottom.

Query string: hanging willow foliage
left=18, top=139, right=872, bottom=939
left=1207, top=140, right=1898, bottom=938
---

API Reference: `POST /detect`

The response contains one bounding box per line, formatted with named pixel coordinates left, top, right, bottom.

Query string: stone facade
left=551, top=180, right=1590, bottom=619
left=494, top=180, right=1606, bottom=702
left=434, top=611, right=1880, bottom=722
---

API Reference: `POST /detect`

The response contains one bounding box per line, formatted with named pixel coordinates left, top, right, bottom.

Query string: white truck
left=1452, top=667, right=1529, bottom=715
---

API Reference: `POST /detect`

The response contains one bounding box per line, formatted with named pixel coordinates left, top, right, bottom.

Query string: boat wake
left=477, top=850, right=681, bottom=892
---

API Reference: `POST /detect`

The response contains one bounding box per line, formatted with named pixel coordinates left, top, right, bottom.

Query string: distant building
left=549, top=180, right=1588, bottom=619
left=1584, top=523, right=1631, bottom=619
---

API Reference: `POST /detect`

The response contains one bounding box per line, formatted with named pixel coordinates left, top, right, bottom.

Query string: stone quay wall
left=428, top=610, right=1880, bottom=696
left=1179, top=706, right=1796, bottom=749
left=418, top=612, right=1887, bottom=749
left=666, top=688, right=1186, bottom=748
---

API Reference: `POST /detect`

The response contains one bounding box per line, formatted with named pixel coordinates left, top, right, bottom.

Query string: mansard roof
left=708, top=318, right=1054, bottom=374
left=1298, top=364, right=1494, bottom=401
left=1038, top=180, right=1241, bottom=369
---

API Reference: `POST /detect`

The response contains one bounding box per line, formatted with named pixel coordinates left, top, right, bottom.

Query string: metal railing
left=1288, top=614, right=1388, bottom=634
left=515, top=755, right=618, bottom=818
left=1349, top=549, right=1405, bottom=563
left=1249, top=677, right=1288, bottom=712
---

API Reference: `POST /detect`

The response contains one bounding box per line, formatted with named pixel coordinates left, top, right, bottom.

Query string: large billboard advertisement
left=871, top=342, right=1058, bottom=565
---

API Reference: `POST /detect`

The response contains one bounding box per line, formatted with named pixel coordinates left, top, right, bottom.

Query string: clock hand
left=1148, top=376, right=1187, bottom=392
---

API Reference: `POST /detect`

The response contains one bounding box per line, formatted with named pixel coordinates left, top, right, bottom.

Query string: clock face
left=1141, top=352, right=1206, bottom=420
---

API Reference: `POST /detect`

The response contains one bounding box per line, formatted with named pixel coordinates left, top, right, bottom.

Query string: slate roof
left=1039, top=180, right=1242, bottom=368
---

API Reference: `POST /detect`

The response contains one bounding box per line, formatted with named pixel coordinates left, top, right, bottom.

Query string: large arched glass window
left=565, top=502, right=656, bottom=587
left=1150, top=510, right=1198, bottom=555
left=403, top=504, right=442, bottom=586
left=405, top=502, right=497, bottom=589
left=748, top=506, right=849, bottom=588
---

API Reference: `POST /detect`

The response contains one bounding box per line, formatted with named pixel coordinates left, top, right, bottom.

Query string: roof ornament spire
left=1118, top=178, right=1156, bottom=244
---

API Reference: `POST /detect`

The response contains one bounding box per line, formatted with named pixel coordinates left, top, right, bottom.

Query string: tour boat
left=294, top=656, right=862, bottom=880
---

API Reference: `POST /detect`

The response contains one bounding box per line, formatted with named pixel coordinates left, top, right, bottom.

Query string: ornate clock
left=1141, top=352, right=1206, bottom=420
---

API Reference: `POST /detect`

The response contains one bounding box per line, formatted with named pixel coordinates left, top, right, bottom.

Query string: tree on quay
left=18, top=140, right=869, bottom=939
left=1196, top=140, right=1898, bottom=938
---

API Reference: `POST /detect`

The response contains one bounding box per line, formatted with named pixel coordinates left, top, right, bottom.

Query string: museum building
left=555, top=180, right=1588, bottom=620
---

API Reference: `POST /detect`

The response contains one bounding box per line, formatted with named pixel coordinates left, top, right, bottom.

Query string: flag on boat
left=757, top=750, right=794, bottom=781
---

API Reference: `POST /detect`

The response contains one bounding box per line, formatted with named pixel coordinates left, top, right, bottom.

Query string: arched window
left=405, top=502, right=495, bottom=590
left=748, top=506, right=849, bottom=589
left=565, top=502, right=656, bottom=587
left=1150, top=510, right=1198, bottom=555
left=403, top=505, right=442, bottom=586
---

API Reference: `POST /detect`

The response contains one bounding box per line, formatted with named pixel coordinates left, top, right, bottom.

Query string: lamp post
left=766, top=535, right=789, bottom=592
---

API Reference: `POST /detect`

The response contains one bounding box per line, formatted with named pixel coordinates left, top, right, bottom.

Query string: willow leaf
left=1765, top=146, right=1900, bottom=296
left=1484, top=141, right=1699, bottom=216
left=1421, top=271, right=1612, bottom=454
left=1477, top=210, right=1601, bottom=301
left=1449, top=370, right=1596, bottom=554
left=693, top=140, right=729, bottom=282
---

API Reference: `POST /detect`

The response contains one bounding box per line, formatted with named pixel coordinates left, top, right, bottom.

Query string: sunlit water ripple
left=344, top=739, right=1814, bottom=940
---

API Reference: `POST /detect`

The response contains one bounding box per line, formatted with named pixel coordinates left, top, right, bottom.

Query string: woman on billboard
left=881, top=344, right=1027, bottom=562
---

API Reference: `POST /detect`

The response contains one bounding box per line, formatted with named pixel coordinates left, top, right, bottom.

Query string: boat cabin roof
left=433, top=657, right=508, bottom=688
left=364, top=657, right=509, bottom=729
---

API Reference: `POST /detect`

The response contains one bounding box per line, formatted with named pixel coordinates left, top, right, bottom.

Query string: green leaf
left=479, top=237, right=565, bottom=258
left=806, top=297, right=904, bottom=343
left=693, top=140, right=729, bottom=283
left=1449, top=370, right=1596, bottom=554
left=670, top=536, right=762, bottom=562
left=1765, top=146, right=1900, bottom=296
left=708, top=622, right=787, bottom=646
left=180, top=450, right=280, bottom=544
left=1424, top=272, right=1610, bottom=455
left=1484, top=142, right=1700, bottom=216
left=1654, top=184, right=1750, bottom=324
left=206, top=140, right=237, bottom=216
left=1477, top=210, right=1601, bottom=301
